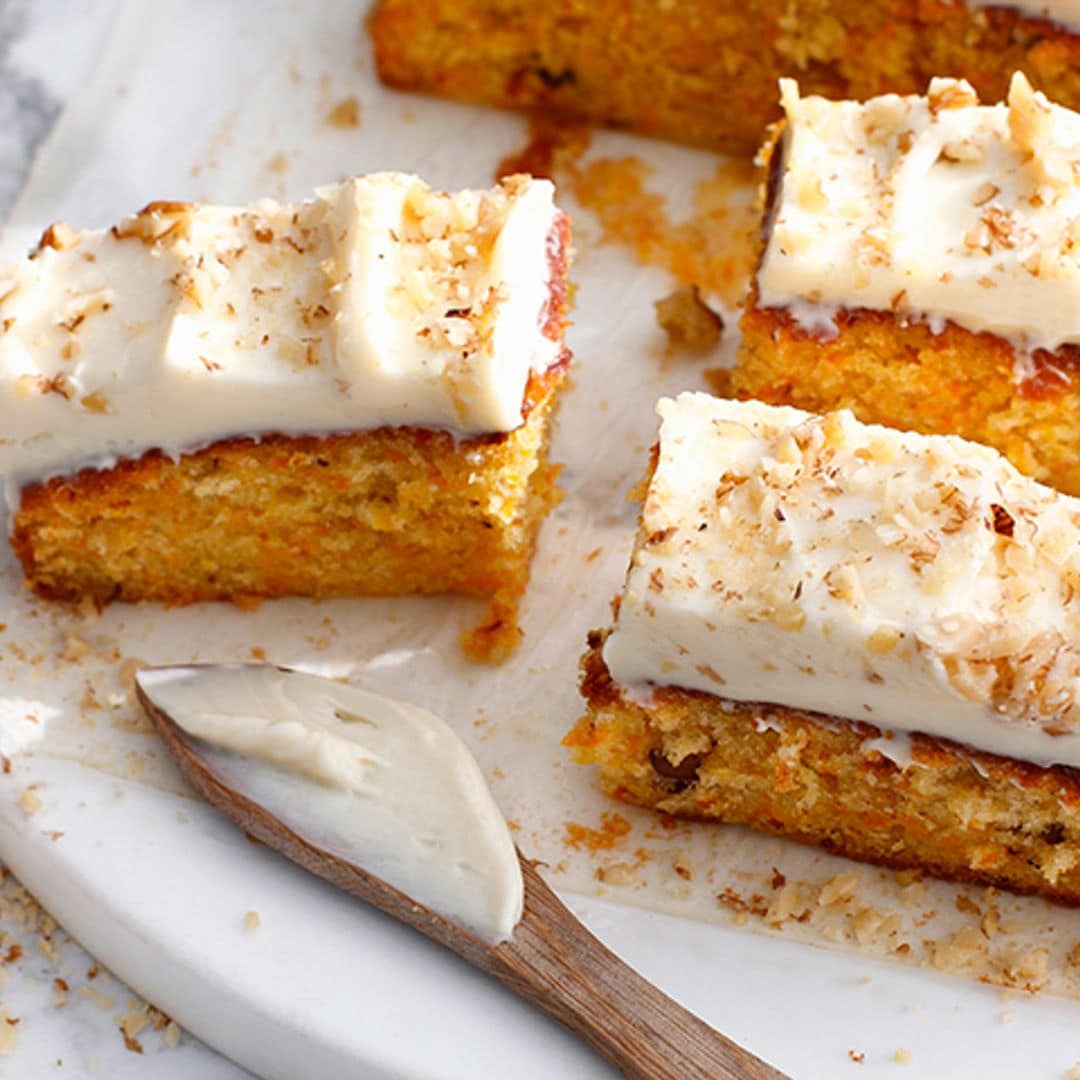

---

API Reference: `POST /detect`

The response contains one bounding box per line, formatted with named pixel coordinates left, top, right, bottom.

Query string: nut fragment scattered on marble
left=326, top=96, right=361, bottom=129
left=654, top=285, right=725, bottom=352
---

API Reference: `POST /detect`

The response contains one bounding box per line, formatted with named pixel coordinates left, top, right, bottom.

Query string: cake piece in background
left=569, top=393, right=1080, bottom=903
left=2, top=173, right=572, bottom=661
left=734, top=74, right=1080, bottom=496
left=371, top=0, right=1080, bottom=153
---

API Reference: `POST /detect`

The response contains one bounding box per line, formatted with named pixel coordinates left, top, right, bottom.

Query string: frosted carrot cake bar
left=1, top=173, right=571, bottom=661
left=735, top=74, right=1080, bottom=496
left=569, top=393, right=1080, bottom=902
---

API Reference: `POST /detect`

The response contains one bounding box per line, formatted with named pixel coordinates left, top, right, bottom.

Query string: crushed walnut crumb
left=596, top=862, right=638, bottom=887
left=326, top=96, right=361, bottom=129
left=0, top=864, right=187, bottom=1060
left=653, top=285, right=725, bottom=353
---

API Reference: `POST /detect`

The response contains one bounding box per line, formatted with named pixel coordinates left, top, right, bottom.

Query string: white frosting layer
left=603, top=394, right=1080, bottom=768
left=758, top=73, right=1080, bottom=351
left=0, top=173, right=562, bottom=492
left=136, top=664, right=524, bottom=944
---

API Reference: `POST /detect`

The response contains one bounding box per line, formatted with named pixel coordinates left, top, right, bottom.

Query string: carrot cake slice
left=568, top=393, right=1080, bottom=903
left=1, top=173, right=572, bottom=661
left=371, top=1, right=1080, bottom=153
left=735, top=73, right=1080, bottom=497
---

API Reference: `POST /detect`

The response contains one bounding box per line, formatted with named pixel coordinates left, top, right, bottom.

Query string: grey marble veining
left=0, top=0, right=61, bottom=216
left=0, top=0, right=124, bottom=227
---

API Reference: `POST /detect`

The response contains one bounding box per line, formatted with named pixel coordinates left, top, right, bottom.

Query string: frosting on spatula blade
left=136, top=663, right=523, bottom=943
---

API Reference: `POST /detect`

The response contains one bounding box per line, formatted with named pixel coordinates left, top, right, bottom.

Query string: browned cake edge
left=567, top=631, right=1080, bottom=905
left=731, top=126, right=1080, bottom=496
left=370, top=0, right=1080, bottom=153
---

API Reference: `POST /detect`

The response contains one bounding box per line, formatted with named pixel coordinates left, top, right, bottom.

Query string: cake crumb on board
left=0, top=1006, right=18, bottom=1056
left=0, top=864, right=186, bottom=1061
left=596, top=862, right=638, bottom=887
left=653, top=285, right=724, bottom=353
left=17, top=788, right=42, bottom=816
left=326, top=96, right=361, bottom=128
left=564, top=812, right=632, bottom=852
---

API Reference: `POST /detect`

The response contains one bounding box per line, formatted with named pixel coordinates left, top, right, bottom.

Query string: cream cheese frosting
left=603, top=394, right=1080, bottom=769
left=0, top=173, right=562, bottom=494
left=136, top=664, right=524, bottom=943
left=758, top=73, right=1080, bottom=351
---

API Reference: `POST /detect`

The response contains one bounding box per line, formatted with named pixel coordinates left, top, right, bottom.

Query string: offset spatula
left=136, top=665, right=787, bottom=1080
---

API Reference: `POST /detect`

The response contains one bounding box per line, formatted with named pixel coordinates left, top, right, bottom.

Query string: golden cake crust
left=372, top=0, right=1080, bottom=152
left=570, top=633, right=1080, bottom=904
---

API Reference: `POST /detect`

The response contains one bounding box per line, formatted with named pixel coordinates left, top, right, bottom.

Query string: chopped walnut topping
left=58, top=289, right=114, bottom=332
left=963, top=223, right=989, bottom=252
left=39, top=374, right=76, bottom=400
left=765, top=73, right=1080, bottom=349
left=940, top=136, right=984, bottom=163
left=612, top=395, right=1080, bottom=765
left=37, top=222, right=81, bottom=252
left=1007, top=72, right=1077, bottom=187
left=990, top=503, right=1015, bottom=537
left=982, top=207, right=1022, bottom=251
left=867, top=626, right=902, bottom=656
left=112, top=201, right=195, bottom=247
left=862, top=95, right=909, bottom=145
left=928, top=77, right=979, bottom=113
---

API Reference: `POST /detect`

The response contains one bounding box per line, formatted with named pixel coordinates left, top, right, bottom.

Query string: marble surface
left=5, top=3, right=1080, bottom=1079
left=0, top=1, right=246, bottom=1075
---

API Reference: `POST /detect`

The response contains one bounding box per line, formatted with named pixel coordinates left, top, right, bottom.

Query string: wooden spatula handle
left=487, top=859, right=788, bottom=1080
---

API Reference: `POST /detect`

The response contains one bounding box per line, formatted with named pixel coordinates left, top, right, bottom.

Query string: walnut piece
left=653, top=285, right=725, bottom=352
